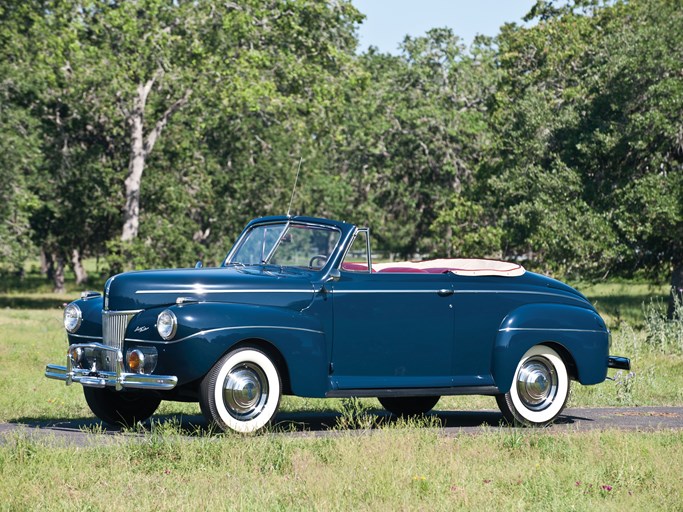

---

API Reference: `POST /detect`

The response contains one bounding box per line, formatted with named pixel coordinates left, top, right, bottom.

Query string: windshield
left=227, top=222, right=341, bottom=270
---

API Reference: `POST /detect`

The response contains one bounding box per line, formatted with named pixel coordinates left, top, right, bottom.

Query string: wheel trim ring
left=508, top=346, right=569, bottom=425
left=222, top=362, right=269, bottom=420
left=516, top=355, right=558, bottom=411
left=210, top=349, right=281, bottom=433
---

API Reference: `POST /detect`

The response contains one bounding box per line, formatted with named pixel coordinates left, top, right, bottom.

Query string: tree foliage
left=487, top=0, right=682, bottom=279
left=0, top=0, right=681, bottom=287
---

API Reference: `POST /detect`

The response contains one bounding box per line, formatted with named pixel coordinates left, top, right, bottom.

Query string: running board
left=326, top=386, right=499, bottom=398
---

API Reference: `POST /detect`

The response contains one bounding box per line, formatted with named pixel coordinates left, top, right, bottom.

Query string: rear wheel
left=378, top=396, right=440, bottom=416
left=200, top=347, right=281, bottom=433
left=83, top=387, right=161, bottom=427
left=496, top=345, right=569, bottom=426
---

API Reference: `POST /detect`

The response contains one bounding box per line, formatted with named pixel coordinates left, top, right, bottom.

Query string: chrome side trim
left=126, top=325, right=324, bottom=344
left=135, top=288, right=312, bottom=295
left=499, top=327, right=606, bottom=334
left=69, top=333, right=104, bottom=340
left=334, top=289, right=444, bottom=294
left=333, top=289, right=587, bottom=303
left=455, top=289, right=588, bottom=303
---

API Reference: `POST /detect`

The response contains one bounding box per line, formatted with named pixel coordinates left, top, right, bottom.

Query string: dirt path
left=1, top=406, right=682, bottom=445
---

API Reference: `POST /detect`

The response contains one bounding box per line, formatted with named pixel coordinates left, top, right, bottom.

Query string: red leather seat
left=341, top=262, right=374, bottom=272
left=377, top=267, right=429, bottom=273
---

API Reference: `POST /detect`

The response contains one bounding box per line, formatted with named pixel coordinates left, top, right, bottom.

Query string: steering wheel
left=308, top=255, right=328, bottom=269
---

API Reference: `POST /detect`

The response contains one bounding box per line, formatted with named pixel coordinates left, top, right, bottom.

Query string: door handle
left=437, top=289, right=454, bottom=297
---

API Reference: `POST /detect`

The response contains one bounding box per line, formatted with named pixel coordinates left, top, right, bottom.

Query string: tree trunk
left=120, top=78, right=191, bottom=243
left=40, top=248, right=49, bottom=275
left=71, top=248, right=88, bottom=285
left=668, top=264, right=683, bottom=320
left=445, top=224, right=453, bottom=258
left=121, top=81, right=148, bottom=243
left=52, top=252, right=65, bottom=294
left=41, top=248, right=54, bottom=281
left=121, top=115, right=145, bottom=242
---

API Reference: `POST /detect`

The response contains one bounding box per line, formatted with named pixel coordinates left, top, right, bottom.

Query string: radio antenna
left=287, top=157, right=303, bottom=217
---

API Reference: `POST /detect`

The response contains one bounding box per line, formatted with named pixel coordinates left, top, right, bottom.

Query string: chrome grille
left=102, top=310, right=138, bottom=371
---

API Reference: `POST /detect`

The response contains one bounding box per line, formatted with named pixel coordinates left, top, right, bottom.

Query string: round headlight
left=64, top=303, right=82, bottom=333
left=157, top=309, right=177, bottom=340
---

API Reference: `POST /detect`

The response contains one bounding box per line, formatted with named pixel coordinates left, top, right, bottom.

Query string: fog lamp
left=69, top=346, right=84, bottom=364
left=127, top=349, right=145, bottom=373
left=126, top=347, right=158, bottom=374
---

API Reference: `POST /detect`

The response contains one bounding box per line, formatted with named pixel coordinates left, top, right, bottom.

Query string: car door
left=328, top=270, right=455, bottom=390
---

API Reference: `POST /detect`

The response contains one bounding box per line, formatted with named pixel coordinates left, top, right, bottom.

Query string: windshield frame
left=222, top=220, right=343, bottom=272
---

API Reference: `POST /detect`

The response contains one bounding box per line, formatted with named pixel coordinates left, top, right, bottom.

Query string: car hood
left=104, top=266, right=316, bottom=311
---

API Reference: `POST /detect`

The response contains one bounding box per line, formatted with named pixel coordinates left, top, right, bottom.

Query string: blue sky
left=352, top=0, right=536, bottom=53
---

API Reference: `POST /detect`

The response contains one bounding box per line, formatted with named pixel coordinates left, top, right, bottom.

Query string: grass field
left=1, top=279, right=682, bottom=510
left=2, top=427, right=682, bottom=511
left=575, top=281, right=670, bottom=329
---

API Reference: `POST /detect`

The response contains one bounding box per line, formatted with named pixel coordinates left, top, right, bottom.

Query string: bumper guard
left=607, top=355, right=631, bottom=371
left=44, top=342, right=178, bottom=391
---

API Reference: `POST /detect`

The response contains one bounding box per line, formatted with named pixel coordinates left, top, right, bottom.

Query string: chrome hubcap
left=516, top=356, right=558, bottom=411
left=223, top=363, right=268, bottom=420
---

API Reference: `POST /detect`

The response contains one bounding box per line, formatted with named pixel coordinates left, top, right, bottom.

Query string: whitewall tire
left=200, top=348, right=281, bottom=433
left=496, top=345, right=569, bottom=426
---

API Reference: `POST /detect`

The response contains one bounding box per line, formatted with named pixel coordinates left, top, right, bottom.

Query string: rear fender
left=492, top=303, right=609, bottom=393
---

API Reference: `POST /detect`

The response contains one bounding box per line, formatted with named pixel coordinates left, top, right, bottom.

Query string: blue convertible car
left=46, top=216, right=630, bottom=432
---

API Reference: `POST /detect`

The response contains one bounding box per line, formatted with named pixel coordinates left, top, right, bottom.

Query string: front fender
left=125, top=302, right=329, bottom=396
left=492, top=303, right=609, bottom=393
left=66, top=296, right=104, bottom=343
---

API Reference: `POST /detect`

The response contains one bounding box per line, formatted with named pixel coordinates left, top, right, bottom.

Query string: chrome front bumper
left=44, top=342, right=178, bottom=391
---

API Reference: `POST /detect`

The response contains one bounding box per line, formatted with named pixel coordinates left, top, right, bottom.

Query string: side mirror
left=195, top=260, right=203, bottom=269
left=326, top=269, right=341, bottom=282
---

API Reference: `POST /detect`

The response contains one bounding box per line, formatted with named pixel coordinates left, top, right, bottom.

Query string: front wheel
left=496, top=345, right=569, bottom=426
left=83, top=387, right=161, bottom=427
left=200, top=347, right=281, bottom=433
left=378, top=396, right=440, bottom=416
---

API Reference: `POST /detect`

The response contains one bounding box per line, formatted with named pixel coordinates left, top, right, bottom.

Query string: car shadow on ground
left=5, top=409, right=585, bottom=439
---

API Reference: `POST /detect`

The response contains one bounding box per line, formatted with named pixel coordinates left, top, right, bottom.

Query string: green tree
left=322, top=29, right=498, bottom=258
left=0, top=2, right=42, bottom=275
left=188, top=0, right=364, bottom=260
left=0, top=0, right=364, bottom=280
left=488, top=0, right=682, bottom=281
